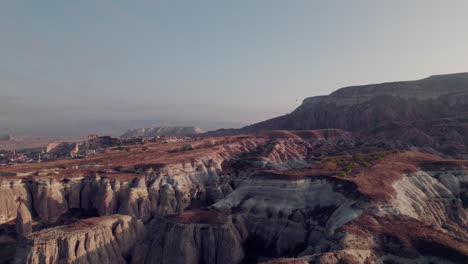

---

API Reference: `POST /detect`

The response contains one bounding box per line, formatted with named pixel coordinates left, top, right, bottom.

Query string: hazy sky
left=1, top=0, right=468, bottom=135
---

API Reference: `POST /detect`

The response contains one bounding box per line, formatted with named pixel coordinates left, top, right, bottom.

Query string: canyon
left=0, top=130, right=466, bottom=263
left=0, top=73, right=467, bottom=264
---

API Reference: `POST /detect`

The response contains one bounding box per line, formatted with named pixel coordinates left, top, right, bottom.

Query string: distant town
left=0, top=134, right=192, bottom=166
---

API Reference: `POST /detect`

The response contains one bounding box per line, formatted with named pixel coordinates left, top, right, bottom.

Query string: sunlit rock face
left=14, top=215, right=144, bottom=264
left=0, top=179, right=30, bottom=224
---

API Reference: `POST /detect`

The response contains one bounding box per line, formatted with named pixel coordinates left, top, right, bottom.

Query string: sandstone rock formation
left=138, top=209, right=245, bottom=264
left=30, top=179, right=69, bottom=223
left=15, top=202, right=32, bottom=235
left=0, top=179, right=30, bottom=224
left=14, top=215, right=144, bottom=264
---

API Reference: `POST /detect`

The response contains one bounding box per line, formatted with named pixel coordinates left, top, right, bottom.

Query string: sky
left=1, top=0, right=468, bottom=136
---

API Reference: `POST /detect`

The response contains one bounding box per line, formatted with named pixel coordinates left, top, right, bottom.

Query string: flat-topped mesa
left=122, top=126, right=203, bottom=137
left=14, top=215, right=144, bottom=264
left=238, top=73, right=468, bottom=157
left=317, top=72, right=468, bottom=106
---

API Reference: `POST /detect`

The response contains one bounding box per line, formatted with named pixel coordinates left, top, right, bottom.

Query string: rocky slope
left=208, top=73, right=468, bottom=158
left=266, top=152, right=468, bottom=263
left=121, top=126, right=203, bottom=137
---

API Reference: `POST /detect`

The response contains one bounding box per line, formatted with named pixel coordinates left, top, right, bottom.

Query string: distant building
left=87, top=134, right=99, bottom=140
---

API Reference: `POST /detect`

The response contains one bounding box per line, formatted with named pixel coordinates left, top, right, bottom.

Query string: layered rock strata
left=14, top=215, right=144, bottom=264
left=136, top=209, right=246, bottom=264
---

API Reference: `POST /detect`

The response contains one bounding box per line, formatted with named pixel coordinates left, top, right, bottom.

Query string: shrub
left=362, top=162, right=371, bottom=167
left=338, top=171, right=347, bottom=177
left=342, top=167, right=352, bottom=173
left=142, top=146, right=148, bottom=151
left=125, top=147, right=131, bottom=152
left=353, top=154, right=365, bottom=162
left=183, top=144, right=194, bottom=151
left=324, top=161, right=337, bottom=170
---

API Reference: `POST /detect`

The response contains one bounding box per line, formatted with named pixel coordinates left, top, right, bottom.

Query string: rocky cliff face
left=137, top=209, right=246, bottom=264
left=14, top=215, right=144, bottom=264
left=210, top=73, right=468, bottom=158
left=326, top=72, right=468, bottom=106
left=121, top=126, right=203, bottom=137
left=243, top=152, right=468, bottom=264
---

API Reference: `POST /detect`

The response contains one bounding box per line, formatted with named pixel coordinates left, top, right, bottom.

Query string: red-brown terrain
left=1, top=73, right=468, bottom=264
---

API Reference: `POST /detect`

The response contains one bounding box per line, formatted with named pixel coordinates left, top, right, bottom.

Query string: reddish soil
left=342, top=213, right=468, bottom=261
left=0, top=135, right=253, bottom=176
left=252, top=151, right=463, bottom=204
left=64, top=215, right=117, bottom=231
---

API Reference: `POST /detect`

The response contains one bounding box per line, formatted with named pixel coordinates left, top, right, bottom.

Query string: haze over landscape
left=2, top=0, right=468, bottom=135
left=1, top=1, right=468, bottom=264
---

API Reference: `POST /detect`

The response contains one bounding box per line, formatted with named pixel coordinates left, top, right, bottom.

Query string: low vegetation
left=168, top=144, right=205, bottom=153
left=319, top=149, right=403, bottom=177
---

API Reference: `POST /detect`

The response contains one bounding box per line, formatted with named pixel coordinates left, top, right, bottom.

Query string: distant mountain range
left=121, top=126, right=203, bottom=137
left=207, top=72, right=468, bottom=157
